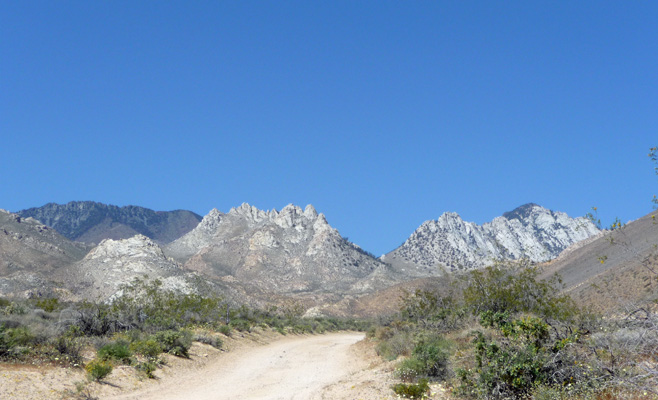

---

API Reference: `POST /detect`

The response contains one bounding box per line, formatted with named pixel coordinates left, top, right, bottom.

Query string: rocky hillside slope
left=55, top=235, right=196, bottom=300
left=17, top=201, right=202, bottom=244
left=539, top=210, right=658, bottom=311
left=383, top=203, right=600, bottom=275
left=166, top=203, right=396, bottom=298
left=0, top=209, right=90, bottom=297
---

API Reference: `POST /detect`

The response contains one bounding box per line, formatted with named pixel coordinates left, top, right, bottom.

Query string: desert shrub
left=410, top=335, right=451, bottom=379
left=462, top=260, right=576, bottom=322
left=54, top=331, right=84, bottom=364
left=400, top=288, right=463, bottom=331
left=154, top=329, right=192, bottom=358
left=366, top=325, right=377, bottom=338
left=229, top=319, right=251, bottom=332
left=0, top=324, right=34, bottom=358
left=376, top=330, right=413, bottom=361
left=76, top=279, right=225, bottom=334
left=85, top=359, right=113, bottom=381
left=395, top=334, right=452, bottom=383
left=75, top=301, right=126, bottom=336
left=218, top=324, right=232, bottom=336
left=397, top=356, right=427, bottom=382
left=35, top=297, right=60, bottom=313
left=135, top=360, right=157, bottom=379
left=455, top=312, right=597, bottom=399
left=1, top=301, right=27, bottom=316
left=129, top=338, right=162, bottom=359
left=392, top=378, right=430, bottom=398
left=98, top=340, right=132, bottom=364
left=194, top=333, right=222, bottom=349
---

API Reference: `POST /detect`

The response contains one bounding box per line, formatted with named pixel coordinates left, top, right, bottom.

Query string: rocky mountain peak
left=164, top=202, right=391, bottom=297
left=384, top=204, right=601, bottom=275
left=198, top=208, right=224, bottom=230
left=229, top=203, right=270, bottom=222
left=502, top=203, right=542, bottom=221
left=304, top=204, right=318, bottom=219
left=85, top=234, right=165, bottom=261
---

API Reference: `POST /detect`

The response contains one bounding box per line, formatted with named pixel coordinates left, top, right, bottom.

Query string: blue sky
left=1, top=1, right=656, bottom=255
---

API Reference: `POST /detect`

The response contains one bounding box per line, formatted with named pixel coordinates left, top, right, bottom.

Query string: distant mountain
left=382, top=203, right=600, bottom=275
left=17, top=201, right=202, bottom=245
left=166, top=203, right=396, bottom=298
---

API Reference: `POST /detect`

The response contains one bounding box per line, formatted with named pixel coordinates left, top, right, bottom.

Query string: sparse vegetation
left=85, top=359, right=113, bottom=382
left=372, top=253, right=658, bottom=399
left=0, top=277, right=372, bottom=387
left=392, top=378, right=430, bottom=398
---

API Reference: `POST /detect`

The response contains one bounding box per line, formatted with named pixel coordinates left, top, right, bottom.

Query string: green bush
left=129, top=338, right=162, bottom=359
left=98, top=340, right=132, bottom=364
left=456, top=313, right=593, bottom=399
left=154, top=330, right=192, bottom=358
left=0, top=325, right=34, bottom=358
left=35, top=297, right=59, bottom=313
left=397, top=356, right=427, bottom=382
left=54, top=334, right=84, bottom=364
left=1, top=302, right=27, bottom=316
left=229, top=319, right=251, bottom=332
left=218, top=324, right=231, bottom=336
left=135, top=360, right=157, bottom=379
left=86, top=359, right=113, bottom=381
left=411, top=336, right=451, bottom=379
left=392, top=378, right=430, bottom=398
left=462, top=260, right=576, bottom=322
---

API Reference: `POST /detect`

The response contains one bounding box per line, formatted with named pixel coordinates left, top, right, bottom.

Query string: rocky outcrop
left=17, top=201, right=202, bottom=244
left=166, top=203, right=394, bottom=296
left=383, top=203, right=600, bottom=275
left=60, top=235, right=193, bottom=300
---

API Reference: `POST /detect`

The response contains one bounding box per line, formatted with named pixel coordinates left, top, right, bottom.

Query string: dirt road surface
left=0, top=330, right=450, bottom=399
left=110, top=332, right=366, bottom=400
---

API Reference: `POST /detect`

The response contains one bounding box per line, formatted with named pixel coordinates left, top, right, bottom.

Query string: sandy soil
left=0, top=330, right=451, bottom=400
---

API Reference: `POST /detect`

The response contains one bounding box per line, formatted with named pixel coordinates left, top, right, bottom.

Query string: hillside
left=17, top=201, right=202, bottom=245
left=539, top=210, right=658, bottom=311
left=0, top=209, right=90, bottom=297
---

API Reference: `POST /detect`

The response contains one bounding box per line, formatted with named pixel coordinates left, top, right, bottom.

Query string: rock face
left=383, top=203, right=600, bottom=275
left=60, top=235, right=193, bottom=300
left=166, top=203, right=392, bottom=296
left=17, top=201, right=202, bottom=245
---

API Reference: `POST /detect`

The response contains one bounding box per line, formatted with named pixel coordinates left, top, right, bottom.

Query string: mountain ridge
left=383, top=203, right=600, bottom=275
left=17, top=201, right=202, bottom=245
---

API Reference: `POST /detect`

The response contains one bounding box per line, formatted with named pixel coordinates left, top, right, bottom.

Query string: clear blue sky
left=1, top=1, right=656, bottom=255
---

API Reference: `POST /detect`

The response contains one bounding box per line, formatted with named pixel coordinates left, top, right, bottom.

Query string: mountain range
left=1, top=201, right=615, bottom=315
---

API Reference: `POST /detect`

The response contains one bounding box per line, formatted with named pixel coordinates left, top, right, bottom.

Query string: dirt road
left=110, top=332, right=366, bottom=400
